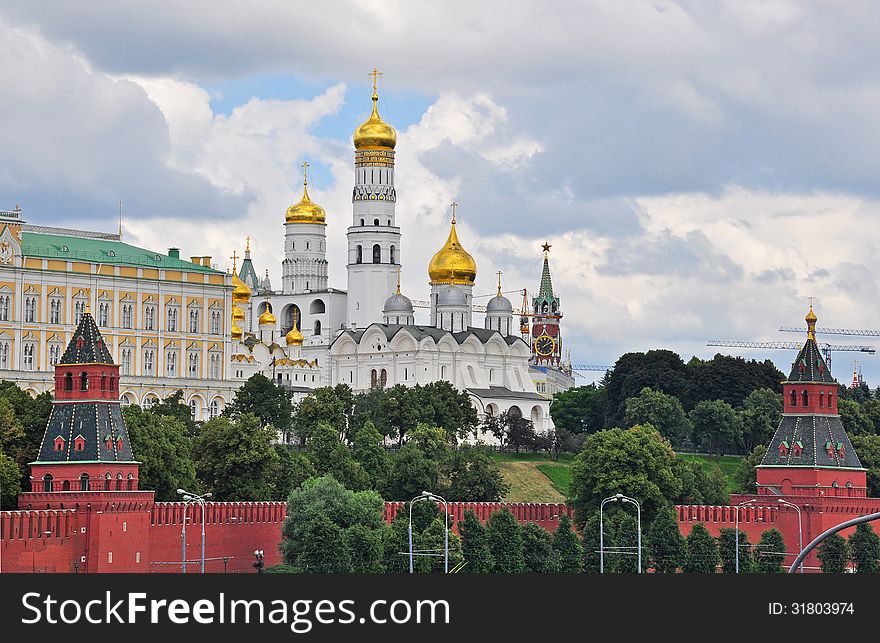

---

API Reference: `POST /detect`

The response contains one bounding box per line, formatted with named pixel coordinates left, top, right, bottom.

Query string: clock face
left=535, top=334, right=555, bottom=357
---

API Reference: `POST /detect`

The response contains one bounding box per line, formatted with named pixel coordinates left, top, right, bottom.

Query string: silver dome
left=486, top=293, right=513, bottom=313
left=383, top=292, right=414, bottom=314
left=437, top=286, right=467, bottom=307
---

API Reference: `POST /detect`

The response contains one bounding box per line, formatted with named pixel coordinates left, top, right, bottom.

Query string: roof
left=21, top=231, right=223, bottom=274
left=335, top=324, right=526, bottom=348
left=760, top=414, right=862, bottom=469
left=239, top=256, right=260, bottom=290
left=59, top=312, right=114, bottom=365
left=467, top=386, right=547, bottom=402
left=534, top=254, right=558, bottom=305
left=33, top=402, right=136, bottom=464
left=787, top=337, right=834, bottom=383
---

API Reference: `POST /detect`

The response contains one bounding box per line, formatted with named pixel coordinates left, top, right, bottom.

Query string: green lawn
left=535, top=463, right=572, bottom=498
left=676, top=453, right=743, bottom=494
left=488, top=451, right=573, bottom=502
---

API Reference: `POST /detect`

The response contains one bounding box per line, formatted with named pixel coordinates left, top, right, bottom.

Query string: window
left=74, top=435, right=85, bottom=451
left=356, top=245, right=363, bottom=264
left=49, top=344, right=61, bottom=365
left=819, top=390, right=825, bottom=407
left=373, top=218, right=379, bottom=226
left=0, top=295, right=10, bottom=321
left=122, top=304, right=133, bottom=329
left=22, top=343, right=35, bottom=371
left=309, top=299, right=326, bottom=314
left=380, top=369, right=387, bottom=387
left=802, top=389, right=808, bottom=406
left=371, top=369, right=378, bottom=387
left=127, top=473, right=134, bottom=491
left=80, top=474, right=90, bottom=492
left=390, top=245, right=395, bottom=264
left=98, top=302, right=110, bottom=326
left=25, top=296, right=37, bottom=322
left=372, top=244, right=381, bottom=264
left=116, top=473, right=123, bottom=491
left=209, top=399, right=220, bottom=418
left=120, top=348, right=132, bottom=375
left=79, top=372, right=88, bottom=391
left=209, top=353, right=221, bottom=379
left=360, top=218, right=365, bottom=226
left=43, top=474, right=53, bottom=493
left=314, top=320, right=322, bottom=336
left=210, top=311, right=221, bottom=334
left=49, top=298, right=62, bottom=324
left=828, top=392, right=834, bottom=407
left=144, top=305, right=156, bottom=330
left=74, top=300, right=86, bottom=324
left=789, top=390, right=797, bottom=407
left=54, top=436, right=65, bottom=451
left=64, top=372, right=73, bottom=391
left=189, top=399, right=197, bottom=419
left=0, top=341, right=8, bottom=369
left=166, top=351, right=178, bottom=377
left=167, top=307, right=178, bottom=332
left=189, top=309, right=200, bottom=333
left=187, top=352, right=199, bottom=377
left=143, top=349, right=155, bottom=376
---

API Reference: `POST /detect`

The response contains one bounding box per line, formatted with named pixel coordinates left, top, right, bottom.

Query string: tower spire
left=805, top=300, right=818, bottom=342
left=497, top=270, right=503, bottom=296
left=396, top=268, right=401, bottom=295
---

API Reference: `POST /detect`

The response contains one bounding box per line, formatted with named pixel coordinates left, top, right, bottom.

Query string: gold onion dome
left=806, top=305, right=818, bottom=340
left=285, top=323, right=304, bottom=346
left=258, top=306, right=277, bottom=326
left=231, top=323, right=243, bottom=341
left=428, top=205, right=477, bottom=285
left=232, top=305, right=245, bottom=322
left=285, top=163, right=326, bottom=224
left=232, top=274, right=251, bottom=303
left=353, top=69, right=397, bottom=150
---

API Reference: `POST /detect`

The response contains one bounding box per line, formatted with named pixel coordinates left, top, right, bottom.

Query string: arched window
left=802, top=389, right=808, bottom=406
left=828, top=391, right=834, bottom=407
left=101, top=373, right=108, bottom=390
left=360, top=218, right=365, bottom=226
left=80, top=473, right=90, bottom=492
left=372, top=244, right=381, bottom=264
left=371, top=369, right=378, bottom=387
left=42, top=474, right=53, bottom=493
left=309, top=299, right=326, bottom=314
left=356, top=245, right=363, bottom=264
left=790, top=390, right=797, bottom=407
left=390, top=246, right=396, bottom=264
left=104, top=473, right=111, bottom=491
left=380, top=369, right=388, bottom=387
left=80, top=372, right=88, bottom=391
left=819, top=390, right=825, bottom=407
left=64, top=372, right=73, bottom=391
left=110, top=376, right=117, bottom=391
left=314, top=320, right=322, bottom=336
left=373, top=218, right=380, bottom=226
left=62, top=480, right=70, bottom=492
left=127, top=473, right=134, bottom=491
left=116, top=472, right=123, bottom=491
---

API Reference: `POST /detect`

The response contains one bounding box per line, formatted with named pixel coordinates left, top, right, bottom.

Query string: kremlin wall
left=2, top=309, right=880, bottom=573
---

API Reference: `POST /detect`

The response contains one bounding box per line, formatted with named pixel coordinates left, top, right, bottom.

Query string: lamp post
left=600, top=493, right=642, bottom=573
left=408, top=491, right=449, bottom=574
left=253, top=549, right=265, bottom=573
left=177, top=488, right=212, bottom=573
left=735, top=498, right=756, bottom=574
left=778, top=499, right=803, bottom=573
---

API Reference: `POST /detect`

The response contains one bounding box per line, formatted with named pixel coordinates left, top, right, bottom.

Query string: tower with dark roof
left=757, top=306, right=866, bottom=498
left=531, top=243, right=563, bottom=366
left=28, top=311, right=140, bottom=494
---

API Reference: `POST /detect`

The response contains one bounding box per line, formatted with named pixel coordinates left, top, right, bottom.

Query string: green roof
left=21, top=232, right=223, bottom=274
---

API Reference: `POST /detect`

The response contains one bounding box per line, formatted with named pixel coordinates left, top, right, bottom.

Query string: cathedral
left=0, top=70, right=574, bottom=436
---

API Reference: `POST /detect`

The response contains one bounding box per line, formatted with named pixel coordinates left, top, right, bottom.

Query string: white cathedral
left=230, top=73, right=566, bottom=434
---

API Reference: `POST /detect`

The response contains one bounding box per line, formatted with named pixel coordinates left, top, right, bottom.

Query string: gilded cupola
left=428, top=202, right=477, bottom=285
left=353, top=68, right=397, bottom=151
left=285, top=161, right=327, bottom=224
left=285, top=322, right=304, bottom=346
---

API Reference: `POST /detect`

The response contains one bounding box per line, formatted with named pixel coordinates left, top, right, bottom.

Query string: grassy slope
left=675, top=453, right=742, bottom=494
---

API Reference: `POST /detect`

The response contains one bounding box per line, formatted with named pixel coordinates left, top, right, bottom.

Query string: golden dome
left=232, top=273, right=251, bottom=303
left=285, top=323, right=304, bottom=346
left=353, top=71, right=397, bottom=150
left=805, top=306, right=817, bottom=324
left=285, top=179, right=326, bottom=225
left=231, top=323, right=243, bottom=341
left=806, top=305, right=818, bottom=341
left=258, top=305, right=277, bottom=326
left=232, top=304, right=245, bottom=322
left=428, top=205, right=477, bottom=285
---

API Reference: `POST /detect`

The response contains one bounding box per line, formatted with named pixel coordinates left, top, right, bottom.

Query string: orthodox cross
left=369, top=67, right=383, bottom=93
left=230, top=250, right=239, bottom=274
left=302, top=161, right=310, bottom=186
left=450, top=201, right=458, bottom=224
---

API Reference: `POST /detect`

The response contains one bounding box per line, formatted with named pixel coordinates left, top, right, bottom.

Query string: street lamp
left=778, top=499, right=803, bottom=573
left=253, top=549, right=265, bottom=573
left=735, top=498, right=756, bottom=574
left=177, top=488, right=212, bottom=573
left=408, top=491, right=449, bottom=574
left=599, top=493, right=642, bottom=573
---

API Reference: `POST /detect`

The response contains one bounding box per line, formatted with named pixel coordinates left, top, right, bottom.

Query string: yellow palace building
left=0, top=205, right=240, bottom=419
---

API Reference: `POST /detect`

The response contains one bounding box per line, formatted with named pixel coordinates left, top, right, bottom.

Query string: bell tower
left=531, top=243, right=563, bottom=366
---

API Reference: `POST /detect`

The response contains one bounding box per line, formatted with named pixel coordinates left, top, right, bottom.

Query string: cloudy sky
left=3, top=1, right=880, bottom=384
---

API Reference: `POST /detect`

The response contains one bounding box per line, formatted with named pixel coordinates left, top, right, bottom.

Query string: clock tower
left=531, top=243, right=562, bottom=366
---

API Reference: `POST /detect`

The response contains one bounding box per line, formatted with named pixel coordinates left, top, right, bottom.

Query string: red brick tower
left=26, top=310, right=140, bottom=496
left=756, top=306, right=866, bottom=497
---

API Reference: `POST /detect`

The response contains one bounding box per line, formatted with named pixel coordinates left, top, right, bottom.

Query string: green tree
left=717, top=527, right=753, bottom=573
left=848, top=523, right=880, bottom=574
left=861, top=399, right=880, bottom=435
left=415, top=381, right=479, bottom=443
left=307, top=422, right=368, bottom=490
left=838, top=399, right=874, bottom=437
left=295, top=385, right=351, bottom=443
left=0, top=448, right=21, bottom=509
left=732, top=445, right=767, bottom=495
left=603, top=511, right=642, bottom=573
left=550, top=384, right=608, bottom=435
left=485, top=509, right=525, bottom=573
left=150, top=390, right=197, bottom=435
left=226, top=374, right=294, bottom=437
left=0, top=381, right=51, bottom=466
left=445, top=447, right=509, bottom=502
left=521, top=522, right=560, bottom=573
left=570, top=424, right=682, bottom=525
left=581, top=513, right=602, bottom=573
left=683, top=523, right=719, bottom=573
left=755, top=528, right=786, bottom=573
left=192, top=414, right=280, bottom=500
left=685, top=355, right=783, bottom=409
left=418, top=517, right=463, bottom=573
left=690, top=399, right=742, bottom=460
left=381, top=515, right=411, bottom=573
left=459, top=511, right=494, bottom=573
left=345, top=524, right=385, bottom=572
left=817, top=533, right=850, bottom=573
left=273, top=447, right=316, bottom=500
left=624, top=387, right=692, bottom=446
left=124, top=406, right=197, bottom=501
left=850, top=435, right=880, bottom=497
left=646, top=505, right=686, bottom=573
left=497, top=410, right=537, bottom=453
left=552, top=514, right=584, bottom=573
left=297, top=515, right=352, bottom=572
left=384, top=443, right=439, bottom=501
left=604, top=350, right=690, bottom=427
left=739, top=388, right=783, bottom=452
left=0, top=398, right=29, bottom=484
left=352, top=420, right=390, bottom=490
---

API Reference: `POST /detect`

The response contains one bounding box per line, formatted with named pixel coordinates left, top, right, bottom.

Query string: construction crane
left=570, top=364, right=614, bottom=380
left=779, top=326, right=880, bottom=337
left=706, top=340, right=875, bottom=373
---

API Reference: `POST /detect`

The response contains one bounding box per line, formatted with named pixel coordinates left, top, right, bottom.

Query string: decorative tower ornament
left=239, top=235, right=260, bottom=291
left=428, top=202, right=476, bottom=331
left=485, top=270, right=514, bottom=335
left=346, top=68, right=401, bottom=328
left=28, top=311, right=140, bottom=494
left=531, top=242, right=563, bottom=365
